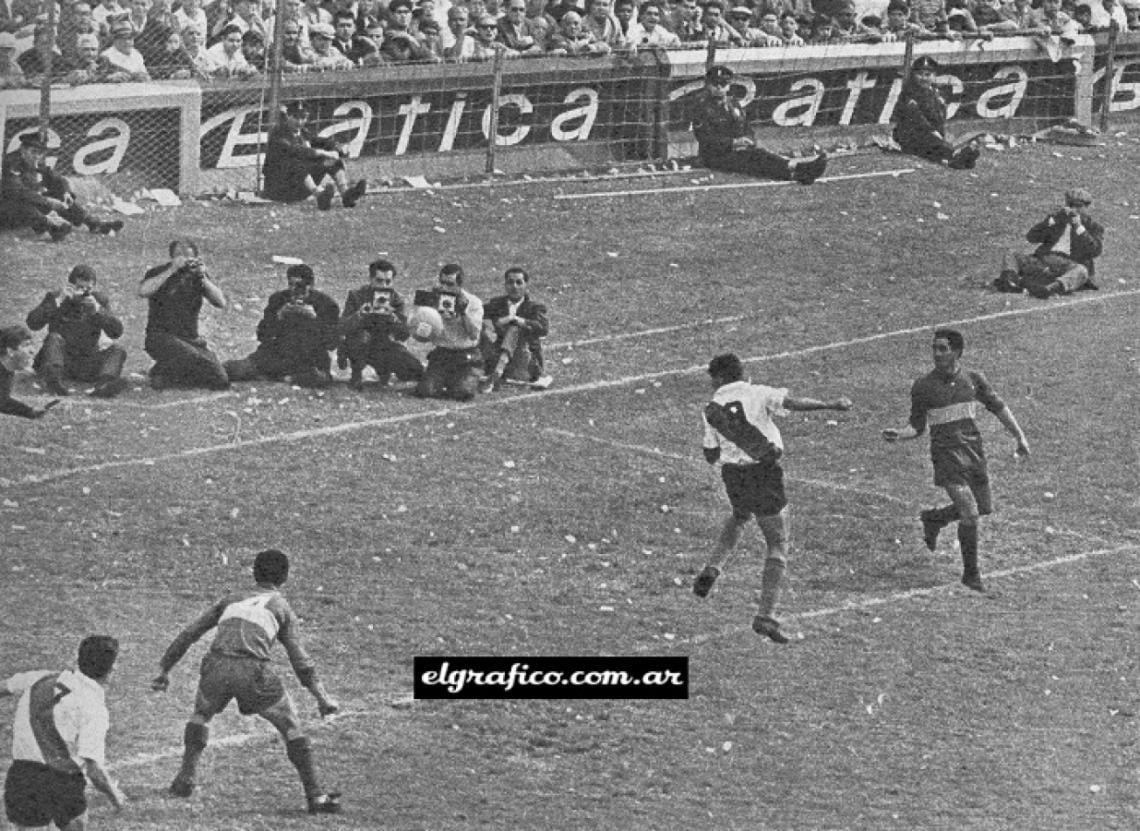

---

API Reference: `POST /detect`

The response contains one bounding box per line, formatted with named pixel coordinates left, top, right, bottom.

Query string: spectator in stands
left=204, top=21, right=256, bottom=74
left=417, top=10, right=447, bottom=54
left=908, top=0, right=951, bottom=32
left=498, top=0, right=546, bottom=52
left=211, top=0, right=267, bottom=42
left=726, top=6, right=765, bottom=43
left=181, top=23, right=213, bottom=71
left=689, top=1, right=745, bottom=43
left=100, top=18, right=151, bottom=79
left=1072, top=2, right=1093, bottom=27
left=137, top=0, right=179, bottom=59
left=60, top=1, right=100, bottom=65
left=969, top=0, right=1013, bottom=30
left=994, top=188, right=1103, bottom=298
left=1090, top=0, right=1128, bottom=30
left=126, top=0, right=151, bottom=37
left=0, top=32, right=27, bottom=88
left=224, top=263, right=340, bottom=388
left=139, top=240, right=230, bottom=391
left=263, top=101, right=367, bottom=208
left=523, top=0, right=556, bottom=43
left=1038, top=0, right=1080, bottom=38
left=755, top=9, right=786, bottom=41
left=466, top=12, right=513, bottom=56
left=174, top=0, right=208, bottom=41
left=636, top=2, right=681, bottom=45
left=666, top=0, right=704, bottom=38
left=356, top=0, right=385, bottom=32
left=306, top=20, right=356, bottom=67
left=610, top=0, right=641, bottom=45
left=25, top=264, right=130, bottom=399
left=240, top=27, right=267, bottom=68
left=300, top=0, right=333, bottom=43
left=92, top=0, right=127, bottom=33
left=279, top=18, right=315, bottom=69
left=0, top=0, right=38, bottom=35
left=381, top=0, right=437, bottom=59
left=331, top=8, right=382, bottom=63
left=881, top=0, right=933, bottom=37
left=582, top=0, right=623, bottom=45
left=64, top=32, right=107, bottom=82
left=149, top=27, right=198, bottom=76
left=18, top=19, right=65, bottom=83
left=692, top=65, right=828, bottom=183
left=944, top=0, right=980, bottom=32
left=443, top=5, right=475, bottom=58
left=412, top=263, right=485, bottom=402
left=807, top=12, right=838, bottom=39
left=1125, top=0, right=1140, bottom=28
left=479, top=266, right=552, bottom=393
left=893, top=55, right=980, bottom=168
left=338, top=259, right=424, bottom=391
left=834, top=0, right=884, bottom=37
left=0, top=133, right=123, bottom=241
left=778, top=11, right=805, bottom=41
left=546, top=8, right=612, bottom=51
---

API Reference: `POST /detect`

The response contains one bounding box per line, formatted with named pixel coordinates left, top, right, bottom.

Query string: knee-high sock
left=176, top=722, right=208, bottom=782
left=755, top=556, right=786, bottom=619
left=286, top=736, right=322, bottom=799
left=958, top=523, right=979, bottom=576
left=924, top=504, right=961, bottom=526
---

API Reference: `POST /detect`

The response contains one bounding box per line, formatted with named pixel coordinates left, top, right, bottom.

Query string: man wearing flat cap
left=25, top=264, right=131, bottom=398
left=100, top=18, right=152, bottom=81
left=994, top=188, right=1104, bottom=298
left=892, top=55, right=980, bottom=169
left=691, top=64, right=828, bottom=184
left=0, top=132, right=124, bottom=241
left=262, top=100, right=367, bottom=209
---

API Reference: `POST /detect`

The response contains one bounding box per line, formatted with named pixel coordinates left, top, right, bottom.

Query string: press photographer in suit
left=338, top=258, right=424, bottom=391
left=26, top=264, right=130, bottom=398
left=411, top=264, right=484, bottom=402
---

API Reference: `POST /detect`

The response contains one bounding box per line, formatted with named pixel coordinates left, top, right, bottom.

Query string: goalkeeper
left=150, top=548, right=342, bottom=815
left=694, top=353, right=852, bottom=644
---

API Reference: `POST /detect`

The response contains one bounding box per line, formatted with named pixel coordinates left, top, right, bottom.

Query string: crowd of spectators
left=2, top=0, right=1137, bottom=87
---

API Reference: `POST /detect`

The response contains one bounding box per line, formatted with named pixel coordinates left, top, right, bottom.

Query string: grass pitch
left=2, top=135, right=1140, bottom=830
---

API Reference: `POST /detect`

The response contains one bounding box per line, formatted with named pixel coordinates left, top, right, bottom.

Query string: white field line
left=542, top=427, right=910, bottom=507
left=8, top=288, right=1139, bottom=490
left=649, top=543, right=1140, bottom=651
left=552, top=167, right=917, bottom=200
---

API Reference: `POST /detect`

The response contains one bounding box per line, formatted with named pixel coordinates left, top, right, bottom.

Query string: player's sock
left=286, top=736, right=322, bottom=799
left=958, top=523, right=982, bottom=589
left=174, top=722, right=208, bottom=787
left=755, top=556, right=786, bottom=619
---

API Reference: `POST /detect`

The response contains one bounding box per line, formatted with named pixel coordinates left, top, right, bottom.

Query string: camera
left=415, top=288, right=459, bottom=317
left=288, top=284, right=309, bottom=305
left=362, top=288, right=393, bottom=314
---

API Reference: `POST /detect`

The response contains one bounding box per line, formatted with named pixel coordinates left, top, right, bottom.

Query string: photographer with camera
left=478, top=266, right=552, bottom=393
left=411, top=263, right=485, bottom=402
left=262, top=100, right=367, bottom=211
left=25, top=264, right=130, bottom=399
left=224, top=262, right=340, bottom=389
left=139, top=240, right=230, bottom=391
left=993, top=188, right=1104, bottom=299
left=1, top=325, right=60, bottom=420
left=338, top=259, right=424, bottom=392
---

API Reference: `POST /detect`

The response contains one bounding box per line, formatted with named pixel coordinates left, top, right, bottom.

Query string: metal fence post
left=485, top=46, right=505, bottom=179
left=1099, top=23, right=1119, bottom=134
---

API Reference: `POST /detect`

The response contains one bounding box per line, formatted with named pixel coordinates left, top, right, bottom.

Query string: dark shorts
left=5, top=760, right=87, bottom=829
left=197, top=653, right=286, bottom=716
left=722, top=461, right=787, bottom=520
left=932, top=446, right=993, bottom=514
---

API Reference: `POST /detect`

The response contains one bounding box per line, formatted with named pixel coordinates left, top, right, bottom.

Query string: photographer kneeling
left=139, top=240, right=230, bottom=391
left=411, top=264, right=484, bottom=402
left=225, top=263, right=341, bottom=388
left=338, top=259, right=424, bottom=391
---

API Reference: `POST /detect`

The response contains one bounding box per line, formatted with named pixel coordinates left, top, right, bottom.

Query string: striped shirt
left=908, top=368, right=1004, bottom=452
left=6, top=669, right=109, bottom=771
left=159, top=587, right=315, bottom=680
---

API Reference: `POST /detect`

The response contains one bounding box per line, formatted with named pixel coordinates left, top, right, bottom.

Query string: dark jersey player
left=883, top=329, right=1030, bottom=592
left=150, top=548, right=342, bottom=814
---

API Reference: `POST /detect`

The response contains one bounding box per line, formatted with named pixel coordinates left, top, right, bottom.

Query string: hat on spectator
left=911, top=55, right=938, bottom=71
left=705, top=64, right=733, bottom=83
left=730, top=5, right=751, bottom=16
left=110, top=19, right=134, bottom=37
left=475, top=12, right=497, bottom=25
left=1064, top=187, right=1092, bottom=206
left=309, top=21, right=335, bottom=38
left=389, top=0, right=414, bottom=11
left=75, top=32, right=100, bottom=47
left=0, top=32, right=16, bottom=48
left=241, top=28, right=264, bottom=43
left=887, top=0, right=909, bottom=12
left=19, top=132, right=48, bottom=150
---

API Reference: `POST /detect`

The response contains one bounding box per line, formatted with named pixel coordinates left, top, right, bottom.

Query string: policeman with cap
left=995, top=188, right=1104, bottom=298
left=261, top=100, right=367, bottom=209
left=691, top=65, right=828, bottom=184
left=0, top=133, right=124, bottom=241
left=892, top=55, right=980, bottom=169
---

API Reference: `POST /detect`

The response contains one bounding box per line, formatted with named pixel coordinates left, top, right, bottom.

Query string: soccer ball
left=406, top=305, right=443, bottom=343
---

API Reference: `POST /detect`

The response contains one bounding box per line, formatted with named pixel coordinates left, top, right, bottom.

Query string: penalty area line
left=552, top=167, right=917, bottom=201
left=650, top=543, right=1140, bottom=651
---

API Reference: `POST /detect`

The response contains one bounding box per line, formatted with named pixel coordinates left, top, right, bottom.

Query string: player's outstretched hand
left=317, top=696, right=340, bottom=717
left=1015, top=438, right=1030, bottom=458
left=150, top=673, right=170, bottom=692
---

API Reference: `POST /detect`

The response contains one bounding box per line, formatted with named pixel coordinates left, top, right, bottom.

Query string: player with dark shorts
left=2, top=635, right=127, bottom=829
left=883, top=329, right=1030, bottom=592
left=150, top=548, right=343, bottom=815
left=693, top=353, right=852, bottom=644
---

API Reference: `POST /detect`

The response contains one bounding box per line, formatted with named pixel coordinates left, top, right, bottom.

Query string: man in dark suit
left=337, top=258, right=424, bottom=391
left=994, top=188, right=1104, bottom=298
left=479, top=266, right=551, bottom=392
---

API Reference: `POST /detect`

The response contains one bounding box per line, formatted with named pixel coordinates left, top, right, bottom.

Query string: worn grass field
left=2, top=134, right=1140, bottom=830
